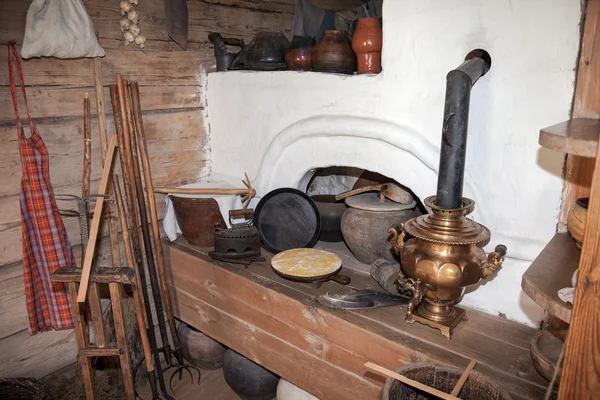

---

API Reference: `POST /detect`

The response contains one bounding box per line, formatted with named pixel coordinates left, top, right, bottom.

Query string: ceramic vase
left=312, top=30, right=356, bottom=74
left=352, top=17, right=382, bottom=74
left=286, top=36, right=315, bottom=71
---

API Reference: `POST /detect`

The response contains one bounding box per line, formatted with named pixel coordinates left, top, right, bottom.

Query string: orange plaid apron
left=8, top=44, right=76, bottom=334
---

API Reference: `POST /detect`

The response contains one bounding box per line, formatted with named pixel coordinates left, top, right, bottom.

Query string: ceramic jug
left=352, top=17, right=382, bottom=74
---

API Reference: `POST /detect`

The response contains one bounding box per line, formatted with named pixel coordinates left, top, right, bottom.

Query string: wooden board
left=0, top=328, right=77, bottom=379
left=539, top=119, right=600, bottom=158
left=521, top=232, right=579, bottom=323
left=167, top=240, right=550, bottom=400
left=559, top=0, right=600, bottom=225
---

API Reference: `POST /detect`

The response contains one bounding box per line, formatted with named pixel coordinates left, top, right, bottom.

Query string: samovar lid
left=402, top=196, right=490, bottom=245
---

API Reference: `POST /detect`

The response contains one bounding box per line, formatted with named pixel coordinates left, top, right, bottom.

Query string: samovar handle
left=481, top=244, right=507, bottom=279
left=388, top=225, right=406, bottom=254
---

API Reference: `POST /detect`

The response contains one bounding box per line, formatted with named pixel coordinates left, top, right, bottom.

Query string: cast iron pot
left=177, top=321, right=226, bottom=370
left=223, top=349, right=279, bottom=400
left=311, top=195, right=345, bottom=242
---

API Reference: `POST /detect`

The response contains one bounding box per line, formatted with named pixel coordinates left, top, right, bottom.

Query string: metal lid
left=345, top=193, right=417, bottom=212
left=402, top=196, right=490, bottom=245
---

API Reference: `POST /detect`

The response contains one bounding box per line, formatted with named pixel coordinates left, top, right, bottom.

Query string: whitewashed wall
left=205, top=0, right=581, bottom=325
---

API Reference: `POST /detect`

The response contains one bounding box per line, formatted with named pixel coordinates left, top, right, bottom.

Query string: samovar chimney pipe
left=436, top=52, right=490, bottom=209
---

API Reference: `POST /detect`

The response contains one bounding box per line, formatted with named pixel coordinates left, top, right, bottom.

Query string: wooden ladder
left=51, top=267, right=138, bottom=400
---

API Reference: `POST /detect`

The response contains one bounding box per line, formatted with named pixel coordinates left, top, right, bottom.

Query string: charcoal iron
left=211, top=209, right=262, bottom=264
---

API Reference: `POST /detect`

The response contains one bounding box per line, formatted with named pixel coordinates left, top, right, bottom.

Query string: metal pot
left=340, top=193, right=418, bottom=264
left=311, top=195, right=346, bottom=242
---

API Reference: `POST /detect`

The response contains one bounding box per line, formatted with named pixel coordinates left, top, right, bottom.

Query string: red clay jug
left=352, top=17, right=382, bottom=74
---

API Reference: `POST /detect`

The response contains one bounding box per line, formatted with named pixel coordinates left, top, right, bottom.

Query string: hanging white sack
left=21, top=0, right=105, bottom=59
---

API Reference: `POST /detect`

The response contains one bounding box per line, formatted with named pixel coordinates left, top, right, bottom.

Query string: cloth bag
left=8, top=44, right=76, bottom=334
left=21, top=0, right=105, bottom=59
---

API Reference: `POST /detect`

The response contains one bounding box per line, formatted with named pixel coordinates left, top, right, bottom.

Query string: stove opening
left=303, top=166, right=424, bottom=274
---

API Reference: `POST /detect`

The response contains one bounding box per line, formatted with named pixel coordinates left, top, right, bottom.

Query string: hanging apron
left=8, top=44, right=76, bottom=335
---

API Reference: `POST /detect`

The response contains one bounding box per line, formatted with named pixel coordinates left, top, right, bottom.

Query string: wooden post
left=558, top=131, right=600, bottom=397
left=559, top=0, right=600, bottom=226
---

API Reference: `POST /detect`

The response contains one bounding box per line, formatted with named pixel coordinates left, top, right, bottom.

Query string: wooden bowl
left=567, top=197, right=588, bottom=247
left=530, top=329, right=564, bottom=381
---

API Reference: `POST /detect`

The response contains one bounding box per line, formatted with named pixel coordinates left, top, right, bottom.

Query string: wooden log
left=76, top=135, right=117, bottom=303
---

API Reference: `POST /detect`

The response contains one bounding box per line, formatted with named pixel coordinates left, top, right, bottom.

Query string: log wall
left=0, top=0, right=293, bottom=378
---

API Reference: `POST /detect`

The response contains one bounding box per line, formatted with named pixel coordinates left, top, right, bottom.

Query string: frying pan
left=271, top=248, right=351, bottom=285
left=254, top=188, right=321, bottom=254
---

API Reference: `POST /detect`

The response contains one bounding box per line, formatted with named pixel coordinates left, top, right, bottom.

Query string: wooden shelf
left=539, top=118, right=600, bottom=157
left=522, top=232, right=580, bottom=323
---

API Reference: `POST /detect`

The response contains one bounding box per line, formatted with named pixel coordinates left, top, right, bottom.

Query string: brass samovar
left=389, top=51, right=506, bottom=339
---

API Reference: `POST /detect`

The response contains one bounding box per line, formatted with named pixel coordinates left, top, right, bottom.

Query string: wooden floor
left=165, top=238, right=552, bottom=400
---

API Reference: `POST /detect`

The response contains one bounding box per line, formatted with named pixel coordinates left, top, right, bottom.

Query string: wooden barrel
left=381, top=363, right=511, bottom=400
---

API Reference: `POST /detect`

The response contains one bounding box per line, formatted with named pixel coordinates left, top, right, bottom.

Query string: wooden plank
left=0, top=328, right=77, bottom=378
left=52, top=267, right=135, bottom=285
left=68, top=282, right=96, bottom=399
left=77, top=135, right=117, bottom=303
left=109, top=282, right=135, bottom=399
left=172, top=286, right=380, bottom=400
left=0, top=263, right=28, bottom=338
left=539, top=119, right=600, bottom=158
left=521, top=233, right=578, bottom=323
left=558, top=53, right=600, bottom=400
left=560, top=0, right=600, bottom=225
left=0, top=48, right=212, bottom=86
left=168, top=242, right=548, bottom=400
left=169, top=260, right=387, bottom=387
left=0, top=84, right=202, bottom=122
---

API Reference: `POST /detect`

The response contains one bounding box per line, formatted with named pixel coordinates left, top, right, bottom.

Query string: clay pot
left=567, top=197, right=588, bottom=247
left=352, top=17, right=382, bottom=74
left=311, top=195, right=346, bottom=242
left=170, top=197, right=226, bottom=247
left=223, top=349, right=279, bottom=400
left=312, top=30, right=356, bottom=74
left=341, top=193, right=419, bottom=264
left=382, top=362, right=511, bottom=400
left=177, top=321, right=226, bottom=370
left=286, top=48, right=313, bottom=71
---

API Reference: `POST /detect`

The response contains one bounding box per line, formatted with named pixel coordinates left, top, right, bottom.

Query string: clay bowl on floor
left=382, top=362, right=511, bottom=400
left=177, top=321, right=226, bottom=370
left=567, top=197, right=588, bottom=248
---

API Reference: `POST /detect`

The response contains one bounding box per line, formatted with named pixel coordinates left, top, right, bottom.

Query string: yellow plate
left=271, top=248, right=342, bottom=278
